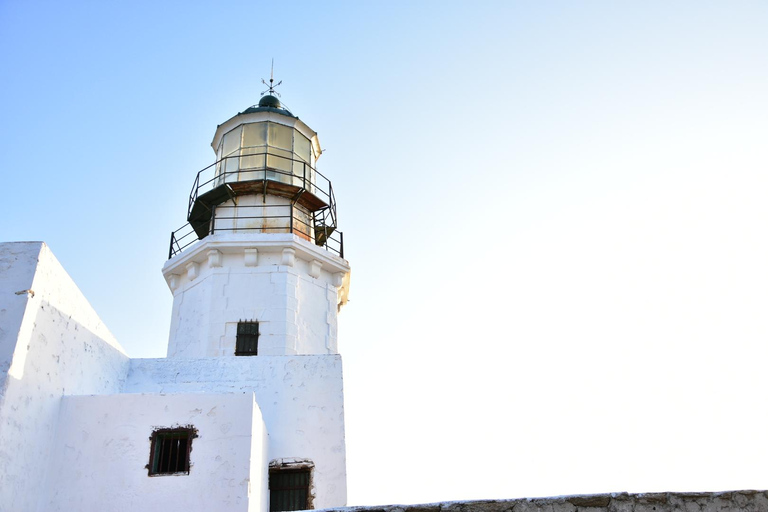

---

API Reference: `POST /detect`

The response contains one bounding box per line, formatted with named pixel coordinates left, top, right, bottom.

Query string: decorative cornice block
left=207, top=249, right=222, bottom=268
left=282, top=248, right=296, bottom=267
left=186, top=262, right=199, bottom=280
left=244, top=248, right=259, bottom=267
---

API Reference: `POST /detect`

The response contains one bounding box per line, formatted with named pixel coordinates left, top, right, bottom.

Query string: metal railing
left=168, top=153, right=343, bottom=260
left=168, top=222, right=200, bottom=258
left=168, top=204, right=343, bottom=259
left=187, top=151, right=337, bottom=229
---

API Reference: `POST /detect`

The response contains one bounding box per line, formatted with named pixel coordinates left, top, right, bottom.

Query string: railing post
left=169, top=232, right=175, bottom=260
left=290, top=204, right=294, bottom=235
left=340, top=231, right=344, bottom=259
left=210, top=205, right=216, bottom=235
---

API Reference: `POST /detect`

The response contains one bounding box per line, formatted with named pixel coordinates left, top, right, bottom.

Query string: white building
left=0, top=93, right=351, bottom=512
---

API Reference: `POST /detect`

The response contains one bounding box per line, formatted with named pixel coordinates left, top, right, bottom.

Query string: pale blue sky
left=2, top=0, right=768, bottom=505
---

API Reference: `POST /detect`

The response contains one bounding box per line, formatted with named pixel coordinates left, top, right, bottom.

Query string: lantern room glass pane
left=225, top=153, right=239, bottom=176
left=243, top=123, right=267, bottom=148
left=240, top=149, right=265, bottom=171
left=294, top=132, right=310, bottom=163
left=268, top=123, right=292, bottom=150
left=222, top=127, right=242, bottom=156
left=292, top=160, right=305, bottom=178
left=292, top=160, right=309, bottom=188
left=267, top=148, right=292, bottom=181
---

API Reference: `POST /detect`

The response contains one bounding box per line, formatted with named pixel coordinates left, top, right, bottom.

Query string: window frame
left=147, top=427, right=197, bottom=476
left=235, top=320, right=260, bottom=356
left=268, top=459, right=314, bottom=512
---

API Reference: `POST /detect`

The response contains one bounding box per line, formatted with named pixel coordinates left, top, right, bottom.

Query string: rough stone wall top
left=321, top=491, right=768, bottom=512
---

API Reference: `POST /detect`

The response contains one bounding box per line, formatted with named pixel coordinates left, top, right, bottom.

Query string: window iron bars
left=236, top=321, right=259, bottom=356
left=269, top=469, right=311, bottom=512
left=148, top=428, right=195, bottom=476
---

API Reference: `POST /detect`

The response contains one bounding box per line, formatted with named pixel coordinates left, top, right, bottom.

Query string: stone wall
left=324, top=491, right=768, bottom=512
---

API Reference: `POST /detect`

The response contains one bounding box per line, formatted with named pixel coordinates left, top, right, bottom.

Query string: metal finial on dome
left=261, top=59, right=282, bottom=98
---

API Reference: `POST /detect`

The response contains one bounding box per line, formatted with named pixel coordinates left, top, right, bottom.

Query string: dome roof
left=237, top=95, right=295, bottom=118
left=258, top=95, right=281, bottom=108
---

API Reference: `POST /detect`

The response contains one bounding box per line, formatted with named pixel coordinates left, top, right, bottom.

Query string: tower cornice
left=162, top=232, right=350, bottom=299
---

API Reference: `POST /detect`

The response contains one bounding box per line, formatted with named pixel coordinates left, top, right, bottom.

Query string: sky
left=2, top=0, right=768, bottom=506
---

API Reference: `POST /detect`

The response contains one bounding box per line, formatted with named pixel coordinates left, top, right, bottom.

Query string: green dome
left=237, top=95, right=295, bottom=118
left=258, top=95, right=281, bottom=108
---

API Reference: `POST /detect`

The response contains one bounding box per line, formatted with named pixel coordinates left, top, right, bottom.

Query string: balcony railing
left=168, top=152, right=343, bottom=260
left=187, top=151, right=336, bottom=224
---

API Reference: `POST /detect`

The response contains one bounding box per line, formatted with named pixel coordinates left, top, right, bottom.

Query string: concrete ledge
left=322, top=490, right=768, bottom=512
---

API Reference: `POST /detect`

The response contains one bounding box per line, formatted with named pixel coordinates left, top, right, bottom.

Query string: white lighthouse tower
left=157, top=86, right=352, bottom=509
left=164, top=91, right=349, bottom=359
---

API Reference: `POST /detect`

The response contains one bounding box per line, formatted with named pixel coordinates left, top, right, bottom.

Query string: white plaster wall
left=43, top=392, right=266, bottom=512
left=251, top=398, right=270, bottom=512
left=0, top=242, right=39, bottom=379
left=164, top=235, right=348, bottom=358
left=0, top=242, right=129, bottom=512
left=125, top=355, right=347, bottom=509
left=297, top=272, right=339, bottom=354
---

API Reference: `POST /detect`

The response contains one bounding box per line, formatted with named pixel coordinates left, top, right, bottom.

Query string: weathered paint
left=211, top=194, right=312, bottom=241
left=42, top=392, right=268, bottom=511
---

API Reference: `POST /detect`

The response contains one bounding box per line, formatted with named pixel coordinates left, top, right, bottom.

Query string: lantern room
left=168, top=94, right=342, bottom=260
left=211, top=95, right=321, bottom=190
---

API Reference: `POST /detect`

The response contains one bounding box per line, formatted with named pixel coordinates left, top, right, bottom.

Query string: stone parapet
left=322, top=491, right=768, bottom=512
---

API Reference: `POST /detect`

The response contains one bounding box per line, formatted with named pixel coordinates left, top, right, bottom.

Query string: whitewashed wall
left=125, top=355, right=348, bottom=509
left=1, top=241, right=348, bottom=511
left=43, top=392, right=267, bottom=512
left=163, top=234, right=349, bottom=358
left=0, top=242, right=130, bottom=512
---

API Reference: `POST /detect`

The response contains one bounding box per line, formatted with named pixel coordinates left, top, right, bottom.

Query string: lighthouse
left=164, top=90, right=349, bottom=359
left=158, top=87, right=352, bottom=509
left=0, top=85, right=351, bottom=511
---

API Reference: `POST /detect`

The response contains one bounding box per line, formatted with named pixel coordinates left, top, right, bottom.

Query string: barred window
left=236, top=321, right=259, bottom=356
left=270, top=469, right=311, bottom=511
left=148, top=428, right=195, bottom=476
